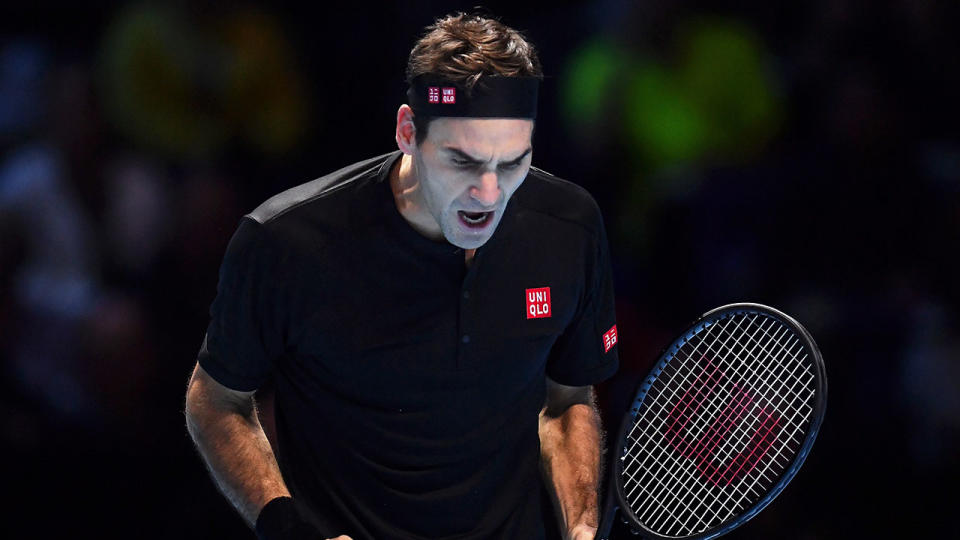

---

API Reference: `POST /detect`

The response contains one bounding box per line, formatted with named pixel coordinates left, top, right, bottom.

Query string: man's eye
left=499, top=162, right=521, bottom=170
left=453, top=159, right=474, bottom=167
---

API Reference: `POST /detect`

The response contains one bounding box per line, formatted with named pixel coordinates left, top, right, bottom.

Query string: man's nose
left=470, top=171, right=500, bottom=207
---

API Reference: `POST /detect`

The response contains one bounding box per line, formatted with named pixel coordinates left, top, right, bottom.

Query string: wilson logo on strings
left=664, top=356, right=782, bottom=487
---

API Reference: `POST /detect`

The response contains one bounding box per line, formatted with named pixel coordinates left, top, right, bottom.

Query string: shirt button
left=461, top=334, right=471, bottom=344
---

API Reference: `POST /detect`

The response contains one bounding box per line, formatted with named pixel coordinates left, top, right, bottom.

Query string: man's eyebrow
left=502, top=147, right=533, bottom=165
left=445, top=147, right=532, bottom=165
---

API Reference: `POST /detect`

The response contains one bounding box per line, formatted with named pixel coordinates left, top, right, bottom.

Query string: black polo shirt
left=198, top=150, right=619, bottom=539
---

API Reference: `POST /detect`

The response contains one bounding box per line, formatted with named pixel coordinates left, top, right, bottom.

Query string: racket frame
left=602, top=303, right=827, bottom=540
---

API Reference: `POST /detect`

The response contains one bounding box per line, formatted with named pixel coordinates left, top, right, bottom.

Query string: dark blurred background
left=1, top=1, right=957, bottom=538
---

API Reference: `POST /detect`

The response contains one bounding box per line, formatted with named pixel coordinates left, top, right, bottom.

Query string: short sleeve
left=546, top=208, right=619, bottom=386
left=197, top=216, right=285, bottom=391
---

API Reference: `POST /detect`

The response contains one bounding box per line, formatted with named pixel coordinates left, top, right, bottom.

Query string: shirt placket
left=456, top=249, right=483, bottom=369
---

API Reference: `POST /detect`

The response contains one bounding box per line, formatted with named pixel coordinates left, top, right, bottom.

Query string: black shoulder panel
left=248, top=152, right=395, bottom=224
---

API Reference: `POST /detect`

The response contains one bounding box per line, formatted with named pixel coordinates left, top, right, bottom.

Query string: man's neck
left=389, top=153, right=443, bottom=241
left=390, top=153, right=478, bottom=267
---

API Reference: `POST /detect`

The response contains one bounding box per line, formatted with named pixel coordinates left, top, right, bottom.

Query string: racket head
left=612, top=303, right=827, bottom=539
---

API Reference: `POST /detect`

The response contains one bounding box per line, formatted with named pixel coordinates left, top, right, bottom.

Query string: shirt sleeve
left=197, top=216, right=285, bottom=391
left=545, top=206, right=619, bottom=386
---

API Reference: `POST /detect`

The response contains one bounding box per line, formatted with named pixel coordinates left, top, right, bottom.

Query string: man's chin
left=445, top=234, right=491, bottom=250
left=442, top=226, right=495, bottom=250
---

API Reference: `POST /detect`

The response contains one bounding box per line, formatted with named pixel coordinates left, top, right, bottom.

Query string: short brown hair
left=405, top=12, right=544, bottom=144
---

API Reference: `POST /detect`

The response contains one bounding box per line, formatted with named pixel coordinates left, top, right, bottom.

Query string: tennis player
left=185, top=12, right=619, bottom=540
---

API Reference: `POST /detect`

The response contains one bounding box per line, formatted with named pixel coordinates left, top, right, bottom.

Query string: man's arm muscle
left=184, top=363, right=291, bottom=527
left=539, top=376, right=604, bottom=540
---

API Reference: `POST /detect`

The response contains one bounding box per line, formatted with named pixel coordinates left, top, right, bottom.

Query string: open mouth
left=457, top=210, right=494, bottom=229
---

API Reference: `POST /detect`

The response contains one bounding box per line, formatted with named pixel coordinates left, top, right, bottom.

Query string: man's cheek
left=504, top=176, right=526, bottom=199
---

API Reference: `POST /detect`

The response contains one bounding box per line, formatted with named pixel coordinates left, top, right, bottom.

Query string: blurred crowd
left=1, top=1, right=957, bottom=538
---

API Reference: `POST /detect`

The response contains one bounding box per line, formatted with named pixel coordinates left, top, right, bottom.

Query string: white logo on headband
left=442, top=87, right=456, bottom=104
left=427, top=87, right=456, bottom=104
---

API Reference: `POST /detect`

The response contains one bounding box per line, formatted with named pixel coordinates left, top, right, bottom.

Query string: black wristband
left=255, top=497, right=324, bottom=540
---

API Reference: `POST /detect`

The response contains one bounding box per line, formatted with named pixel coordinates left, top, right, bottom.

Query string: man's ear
left=396, top=104, right=417, bottom=155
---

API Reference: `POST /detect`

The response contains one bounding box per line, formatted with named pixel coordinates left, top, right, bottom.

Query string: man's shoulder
left=513, top=165, right=604, bottom=234
left=246, top=151, right=398, bottom=225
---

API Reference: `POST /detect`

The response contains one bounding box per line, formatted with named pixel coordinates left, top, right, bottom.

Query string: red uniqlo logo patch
left=603, top=325, right=618, bottom=353
left=442, top=87, right=456, bottom=104
left=526, top=287, right=551, bottom=319
left=427, top=87, right=440, bottom=104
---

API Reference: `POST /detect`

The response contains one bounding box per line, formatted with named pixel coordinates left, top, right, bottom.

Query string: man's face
left=413, top=117, right=534, bottom=249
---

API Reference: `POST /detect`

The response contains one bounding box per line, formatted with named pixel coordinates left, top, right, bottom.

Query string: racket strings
left=623, top=317, right=777, bottom=530
left=624, top=316, right=796, bottom=532
left=619, top=312, right=818, bottom=537
left=632, top=316, right=812, bottom=532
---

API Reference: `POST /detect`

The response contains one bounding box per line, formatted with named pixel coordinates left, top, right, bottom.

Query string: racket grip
left=597, top=465, right=620, bottom=540
left=596, top=501, right=617, bottom=540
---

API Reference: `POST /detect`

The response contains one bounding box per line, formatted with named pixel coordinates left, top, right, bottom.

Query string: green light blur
left=625, top=61, right=709, bottom=166
left=561, top=16, right=781, bottom=170
left=676, top=18, right=781, bottom=162
left=561, top=16, right=782, bottom=255
left=560, top=40, right=628, bottom=130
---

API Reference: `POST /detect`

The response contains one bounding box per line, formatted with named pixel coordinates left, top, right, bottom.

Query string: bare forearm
left=539, top=402, right=602, bottom=538
left=186, top=391, right=289, bottom=527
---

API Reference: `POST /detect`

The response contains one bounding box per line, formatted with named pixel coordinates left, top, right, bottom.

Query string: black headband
left=406, top=75, right=539, bottom=119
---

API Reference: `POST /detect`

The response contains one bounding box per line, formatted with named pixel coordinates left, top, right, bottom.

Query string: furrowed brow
left=444, top=147, right=532, bottom=165
left=502, top=148, right=532, bottom=166
left=445, top=148, right=484, bottom=164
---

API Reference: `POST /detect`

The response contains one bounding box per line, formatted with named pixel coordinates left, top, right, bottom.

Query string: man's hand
left=566, top=523, right=597, bottom=540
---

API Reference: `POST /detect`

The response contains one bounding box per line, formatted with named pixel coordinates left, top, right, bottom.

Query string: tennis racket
left=597, top=303, right=827, bottom=539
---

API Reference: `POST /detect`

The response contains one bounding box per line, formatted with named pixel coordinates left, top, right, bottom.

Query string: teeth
left=461, top=211, right=489, bottom=224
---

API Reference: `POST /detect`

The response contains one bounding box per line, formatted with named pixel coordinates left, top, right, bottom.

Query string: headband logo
left=427, top=87, right=456, bottom=104
left=409, top=76, right=538, bottom=118
left=442, top=87, right=456, bottom=104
